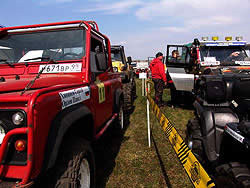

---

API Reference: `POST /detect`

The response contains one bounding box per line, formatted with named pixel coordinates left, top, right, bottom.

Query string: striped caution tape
left=147, top=94, right=216, bottom=188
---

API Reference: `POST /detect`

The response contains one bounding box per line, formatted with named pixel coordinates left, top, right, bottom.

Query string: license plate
left=39, top=63, right=82, bottom=73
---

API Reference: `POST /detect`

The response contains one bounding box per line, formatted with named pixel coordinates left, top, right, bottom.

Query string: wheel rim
left=119, top=105, right=124, bottom=129
left=78, top=159, right=91, bottom=188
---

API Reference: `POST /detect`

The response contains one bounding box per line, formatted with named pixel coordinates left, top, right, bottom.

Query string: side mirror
left=127, top=56, right=132, bottom=65
left=90, top=52, right=107, bottom=76
left=96, top=53, right=108, bottom=71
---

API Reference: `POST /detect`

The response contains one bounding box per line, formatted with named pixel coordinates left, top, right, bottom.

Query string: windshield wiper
left=0, top=59, right=14, bottom=67
left=24, top=57, right=50, bottom=62
left=22, top=57, right=51, bottom=67
left=20, top=59, right=57, bottom=95
left=20, top=48, right=62, bottom=95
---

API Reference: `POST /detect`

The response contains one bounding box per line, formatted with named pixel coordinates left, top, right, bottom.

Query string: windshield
left=111, top=50, right=122, bottom=61
left=200, top=46, right=249, bottom=66
left=0, top=28, right=86, bottom=64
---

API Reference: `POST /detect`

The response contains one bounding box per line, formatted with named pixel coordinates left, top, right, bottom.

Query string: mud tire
left=131, top=78, right=136, bottom=101
left=122, top=82, right=133, bottom=112
left=112, top=99, right=125, bottom=136
left=55, top=137, right=95, bottom=188
left=186, top=119, right=204, bottom=163
left=215, top=162, right=250, bottom=188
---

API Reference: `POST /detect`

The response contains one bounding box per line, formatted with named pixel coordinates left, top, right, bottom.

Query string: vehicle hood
left=0, top=74, right=83, bottom=94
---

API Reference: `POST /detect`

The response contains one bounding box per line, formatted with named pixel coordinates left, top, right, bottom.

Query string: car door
left=166, top=45, right=194, bottom=92
left=90, top=35, right=113, bottom=130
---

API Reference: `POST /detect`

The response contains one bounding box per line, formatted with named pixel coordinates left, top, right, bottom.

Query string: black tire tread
left=122, top=82, right=132, bottom=112
left=216, top=162, right=250, bottom=188
left=55, top=137, right=95, bottom=188
left=186, top=119, right=204, bottom=163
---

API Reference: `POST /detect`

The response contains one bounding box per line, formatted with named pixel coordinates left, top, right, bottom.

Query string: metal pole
left=142, top=78, right=145, bottom=96
left=146, top=80, right=151, bottom=147
left=148, top=82, right=150, bottom=94
left=147, top=97, right=151, bottom=147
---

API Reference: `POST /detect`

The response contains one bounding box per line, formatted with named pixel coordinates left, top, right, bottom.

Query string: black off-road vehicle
left=186, top=73, right=250, bottom=187
left=165, top=37, right=250, bottom=106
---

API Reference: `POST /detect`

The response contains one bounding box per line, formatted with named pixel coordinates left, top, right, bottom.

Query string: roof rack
left=86, top=21, right=99, bottom=31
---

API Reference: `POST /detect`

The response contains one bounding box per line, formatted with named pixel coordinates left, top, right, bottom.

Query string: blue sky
left=1, top=0, right=250, bottom=59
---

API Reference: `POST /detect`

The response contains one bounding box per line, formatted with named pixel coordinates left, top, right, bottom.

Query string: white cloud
left=77, top=0, right=143, bottom=14
left=135, top=0, right=249, bottom=26
left=102, top=0, right=250, bottom=59
left=120, top=0, right=250, bottom=59
left=160, top=26, right=188, bottom=33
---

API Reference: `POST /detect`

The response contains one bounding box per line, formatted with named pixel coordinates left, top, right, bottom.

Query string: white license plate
left=39, top=63, right=82, bottom=73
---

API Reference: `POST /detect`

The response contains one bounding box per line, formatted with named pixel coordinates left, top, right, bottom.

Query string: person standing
left=149, top=52, right=167, bottom=106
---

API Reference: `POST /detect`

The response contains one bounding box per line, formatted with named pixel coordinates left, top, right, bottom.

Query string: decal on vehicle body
left=39, top=63, right=82, bottom=73
left=97, top=82, right=105, bottom=103
left=59, top=86, right=90, bottom=109
left=225, top=126, right=244, bottom=143
left=235, top=61, right=250, bottom=66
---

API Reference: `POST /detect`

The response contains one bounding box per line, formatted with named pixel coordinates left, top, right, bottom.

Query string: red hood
left=0, top=74, right=83, bottom=94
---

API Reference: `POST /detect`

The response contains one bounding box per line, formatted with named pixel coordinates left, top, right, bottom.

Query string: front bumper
left=0, top=127, right=33, bottom=186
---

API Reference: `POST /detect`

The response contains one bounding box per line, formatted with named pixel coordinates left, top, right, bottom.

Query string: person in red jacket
left=149, top=52, right=167, bottom=106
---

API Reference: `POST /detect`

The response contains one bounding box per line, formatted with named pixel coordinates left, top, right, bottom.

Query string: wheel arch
left=42, top=103, right=94, bottom=171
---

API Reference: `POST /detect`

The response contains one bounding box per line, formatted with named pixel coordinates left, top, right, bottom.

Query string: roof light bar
left=202, top=37, right=208, bottom=41
left=212, top=36, right=219, bottom=41
left=235, top=36, right=243, bottom=41
left=225, top=36, right=232, bottom=41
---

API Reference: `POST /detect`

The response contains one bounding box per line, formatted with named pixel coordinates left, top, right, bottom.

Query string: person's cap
left=156, top=52, right=163, bottom=58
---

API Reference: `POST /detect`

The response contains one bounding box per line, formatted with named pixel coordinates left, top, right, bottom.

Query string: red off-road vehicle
left=0, top=20, right=124, bottom=187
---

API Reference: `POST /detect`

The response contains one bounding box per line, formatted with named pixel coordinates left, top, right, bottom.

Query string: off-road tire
left=131, top=78, right=136, bottom=101
left=122, top=82, right=133, bottom=112
left=55, top=137, right=95, bottom=188
left=186, top=119, right=204, bottom=163
left=215, top=162, right=250, bottom=188
left=112, top=99, right=125, bottom=136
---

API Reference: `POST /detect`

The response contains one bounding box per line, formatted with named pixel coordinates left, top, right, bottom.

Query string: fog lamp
left=12, top=112, right=24, bottom=126
left=15, top=140, right=27, bottom=152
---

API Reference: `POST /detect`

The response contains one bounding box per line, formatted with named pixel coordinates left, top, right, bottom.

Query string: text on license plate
left=39, top=63, right=82, bottom=73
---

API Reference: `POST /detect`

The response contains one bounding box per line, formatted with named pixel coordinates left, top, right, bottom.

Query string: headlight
left=113, top=67, right=118, bottom=72
left=12, top=112, right=25, bottom=126
left=0, top=123, right=6, bottom=144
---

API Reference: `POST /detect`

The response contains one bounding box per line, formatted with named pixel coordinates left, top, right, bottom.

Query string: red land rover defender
left=0, top=20, right=124, bottom=188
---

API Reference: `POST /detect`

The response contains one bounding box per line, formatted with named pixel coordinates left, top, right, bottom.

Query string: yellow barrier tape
left=147, top=93, right=216, bottom=188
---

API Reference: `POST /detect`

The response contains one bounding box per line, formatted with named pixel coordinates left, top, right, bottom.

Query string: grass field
left=95, top=79, right=195, bottom=188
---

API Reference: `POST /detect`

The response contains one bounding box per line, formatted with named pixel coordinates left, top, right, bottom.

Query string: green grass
left=97, top=79, right=195, bottom=188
